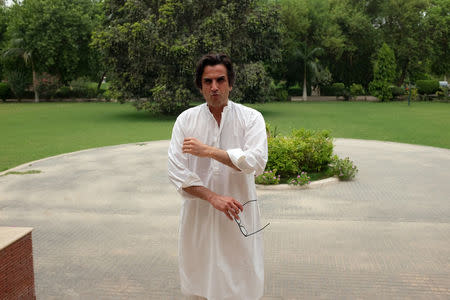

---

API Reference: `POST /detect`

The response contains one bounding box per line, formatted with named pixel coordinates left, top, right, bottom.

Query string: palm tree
left=3, top=38, right=39, bottom=102
left=295, top=43, right=323, bottom=101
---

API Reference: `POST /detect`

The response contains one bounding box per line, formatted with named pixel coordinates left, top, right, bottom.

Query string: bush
left=329, top=155, right=358, bottom=181
left=266, top=128, right=333, bottom=178
left=0, top=82, right=12, bottom=101
left=416, top=80, right=440, bottom=95
left=332, top=82, right=345, bottom=96
left=255, top=170, right=281, bottom=185
left=55, top=86, right=72, bottom=98
left=70, top=77, right=99, bottom=98
left=6, top=70, right=30, bottom=100
left=369, top=80, right=392, bottom=101
left=37, top=73, right=60, bottom=99
left=288, top=172, right=310, bottom=186
left=391, top=86, right=405, bottom=98
left=269, top=81, right=289, bottom=101
left=287, top=84, right=302, bottom=96
left=134, top=84, right=192, bottom=115
left=349, top=83, right=365, bottom=98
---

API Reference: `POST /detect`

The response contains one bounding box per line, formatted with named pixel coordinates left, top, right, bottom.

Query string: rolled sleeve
left=168, top=115, right=205, bottom=199
left=226, top=111, right=268, bottom=176
left=227, top=148, right=253, bottom=174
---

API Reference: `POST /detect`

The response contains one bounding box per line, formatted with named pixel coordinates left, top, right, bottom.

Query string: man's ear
left=229, top=85, right=233, bottom=91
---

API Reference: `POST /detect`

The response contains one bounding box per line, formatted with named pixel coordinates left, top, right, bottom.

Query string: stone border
left=256, top=176, right=339, bottom=190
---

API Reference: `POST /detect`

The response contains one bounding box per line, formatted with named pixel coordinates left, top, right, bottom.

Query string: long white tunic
left=168, top=100, right=268, bottom=300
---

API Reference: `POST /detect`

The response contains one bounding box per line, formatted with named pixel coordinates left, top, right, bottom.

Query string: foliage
left=255, top=170, right=281, bottom=185
left=55, top=86, right=72, bottom=99
left=36, top=73, right=60, bottom=99
left=329, top=155, right=358, bottom=181
left=232, top=62, right=272, bottom=103
left=6, top=0, right=103, bottom=83
left=266, top=128, right=333, bottom=178
left=288, top=84, right=302, bottom=96
left=424, top=0, right=450, bottom=79
left=5, top=70, right=29, bottom=100
left=416, top=80, right=440, bottom=95
left=269, top=80, right=289, bottom=102
left=369, top=43, right=396, bottom=101
left=288, top=172, right=310, bottom=186
left=93, top=0, right=282, bottom=114
left=390, top=86, right=405, bottom=99
left=70, top=77, right=98, bottom=99
left=349, top=83, right=365, bottom=97
left=0, top=81, right=11, bottom=101
left=332, top=83, right=346, bottom=96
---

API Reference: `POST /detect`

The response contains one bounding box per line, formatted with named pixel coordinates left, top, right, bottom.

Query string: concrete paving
left=0, top=139, right=449, bottom=299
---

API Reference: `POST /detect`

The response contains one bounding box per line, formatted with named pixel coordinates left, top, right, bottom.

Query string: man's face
left=201, top=64, right=232, bottom=108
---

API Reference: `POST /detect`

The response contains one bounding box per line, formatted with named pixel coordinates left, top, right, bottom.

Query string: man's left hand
left=182, top=137, right=211, bottom=157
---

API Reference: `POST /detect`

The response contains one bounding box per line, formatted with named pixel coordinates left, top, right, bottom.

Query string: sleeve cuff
left=227, top=148, right=253, bottom=174
left=179, top=173, right=204, bottom=199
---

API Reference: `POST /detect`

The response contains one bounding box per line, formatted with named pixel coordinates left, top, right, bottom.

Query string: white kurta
left=168, top=100, right=268, bottom=300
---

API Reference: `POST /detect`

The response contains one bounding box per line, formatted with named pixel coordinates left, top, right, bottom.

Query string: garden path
left=0, top=139, right=449, bottom=299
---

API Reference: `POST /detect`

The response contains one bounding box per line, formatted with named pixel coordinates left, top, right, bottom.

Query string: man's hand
left=208, top=194, right=244, bottom=221
left=182, top=137, right=212, bottom=157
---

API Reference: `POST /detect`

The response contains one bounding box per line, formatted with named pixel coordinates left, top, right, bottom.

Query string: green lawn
left=1, top=101, right=449, bottom=171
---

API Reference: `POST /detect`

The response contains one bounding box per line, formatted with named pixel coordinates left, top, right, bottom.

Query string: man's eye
left=218, top=78, right=225, bottom=82
left=204, top=79, right=212, bottom=84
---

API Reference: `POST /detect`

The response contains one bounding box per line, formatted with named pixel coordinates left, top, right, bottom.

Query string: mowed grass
left=252, top=101, right=450, bottom=149
left=1, top=101, right=449, bottom=171
left=0, top=102, right=176, bottom=171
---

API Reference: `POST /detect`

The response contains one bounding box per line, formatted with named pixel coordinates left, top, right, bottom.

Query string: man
left=168, top=53, right=268, bottom=300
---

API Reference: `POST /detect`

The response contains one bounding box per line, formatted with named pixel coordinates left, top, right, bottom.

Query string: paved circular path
left=0, top=139, right=449, bottom=299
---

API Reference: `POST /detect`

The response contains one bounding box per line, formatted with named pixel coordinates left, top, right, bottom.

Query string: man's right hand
left=182, top=186, right=243, bottom=221
left=207, top=194, right=243, bottom=221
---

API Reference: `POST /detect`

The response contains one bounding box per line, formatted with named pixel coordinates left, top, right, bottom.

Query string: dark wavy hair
left=195, top=53, right=235, bottom=89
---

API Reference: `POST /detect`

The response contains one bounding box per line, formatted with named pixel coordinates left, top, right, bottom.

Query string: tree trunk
left=31, top=60, right=39, bottom=103
left=302, top=64, right=307, bottom=101
left=97, top=71, right=106, bottom=91
left=397, top=60, right=409, bottom=86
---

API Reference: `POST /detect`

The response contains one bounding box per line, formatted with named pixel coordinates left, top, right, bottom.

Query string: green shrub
left=134, top=84, right=191, bottom=115
left=287, top=84, right=302, bottom=96
left=6, top=70, right=30, bottom=100
left=369, top=80, right=392, bottom=101
left=266, top=128, right=333, bottom=178
left=416, top=80, right=440, bottom=95
left=391, top=86, right=405, bottom=98
left=56, top=86, right=72, bottom=98
left=329, top=155, right=358, bottom=181
left=349, top=83, right=365, bottom=97
left=288, top=172, right=310, bottom=186
left=255, top=170, right=281, bottom=185
left=36, top=73, right=60, bottom=99
left=269, top=81, right=289, bottom=101
left=332, top=83, right=345, bottom=96
left=0, top=82, right=12, bottom=101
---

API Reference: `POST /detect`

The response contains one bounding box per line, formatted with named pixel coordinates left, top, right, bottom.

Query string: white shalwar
left=168, top=100, right=268, bottom=300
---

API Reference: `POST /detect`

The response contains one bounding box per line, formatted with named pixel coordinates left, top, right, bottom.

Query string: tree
left=6, top=0, right=103, bottom=89
left=376, top=0, right=429, bottom=85
left=369, top=43, right=397, bottom=101
left=93, top=0, right=281, bottom=114
left=295, top=44, right=323, bottom=100
left=424, top=0, right=450, bottom=80
left=326, top=0, right=380, bottom=87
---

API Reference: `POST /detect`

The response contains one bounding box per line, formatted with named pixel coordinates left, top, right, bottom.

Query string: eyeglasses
left=234, top=200, right=270, bottom=237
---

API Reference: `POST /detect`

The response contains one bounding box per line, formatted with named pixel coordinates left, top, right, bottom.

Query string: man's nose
left=211, top=80, right=219, bottom=91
